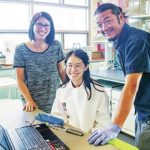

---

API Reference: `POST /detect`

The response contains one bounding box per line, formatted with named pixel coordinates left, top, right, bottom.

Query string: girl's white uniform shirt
left=51, top=81, right=111, bottom=132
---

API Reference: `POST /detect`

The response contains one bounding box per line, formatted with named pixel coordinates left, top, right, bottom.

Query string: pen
left=62, top=102, right=67, bottom=111
left=61, top=102, right=70, bottom=123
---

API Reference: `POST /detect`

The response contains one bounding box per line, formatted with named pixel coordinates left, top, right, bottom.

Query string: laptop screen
left=0, top=125, right=10, bottom=150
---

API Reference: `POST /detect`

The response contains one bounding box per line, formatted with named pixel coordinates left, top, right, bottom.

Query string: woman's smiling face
left=34, top=17, right=50, bottom=41
left=66, top=54, right=88, bottom=87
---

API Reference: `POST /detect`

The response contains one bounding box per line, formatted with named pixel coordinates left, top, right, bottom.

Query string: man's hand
left=88, top=124, right=121, bottom=145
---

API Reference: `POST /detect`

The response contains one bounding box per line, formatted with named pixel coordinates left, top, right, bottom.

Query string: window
left=55, top=34, right=62, bottom=43
left=64, top=0, right=88, bottom=6
left=64, top=34, right=87, bottom=50
left=0, top=3, right=29, bottom=30
left=0, top=0, right=90, bottom=61
left=34, top=0, right=59, bottom=3
left=34, top=5, right=89, bottom=31
left=0, top=34, right=28, bottom=55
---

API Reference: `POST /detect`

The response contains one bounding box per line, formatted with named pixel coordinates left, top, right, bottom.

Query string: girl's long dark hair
left=61, top=49, right=104, bottom=100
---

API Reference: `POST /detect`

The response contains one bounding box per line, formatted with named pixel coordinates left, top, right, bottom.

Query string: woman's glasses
left=35, top=22, right=50, bottom=30
left=66, top=63, right=84, bottom=71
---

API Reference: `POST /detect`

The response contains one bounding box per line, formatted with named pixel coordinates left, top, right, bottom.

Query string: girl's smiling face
left=66, top=54, right=88, bottom=87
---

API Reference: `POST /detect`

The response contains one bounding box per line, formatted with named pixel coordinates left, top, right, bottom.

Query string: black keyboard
left=16, top=126, right=51, bottom=150
left=16, top=124, right=70, bottom=150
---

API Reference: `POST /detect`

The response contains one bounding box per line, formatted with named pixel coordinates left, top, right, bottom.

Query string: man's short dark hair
left=95, top=3, right=128, bottom=19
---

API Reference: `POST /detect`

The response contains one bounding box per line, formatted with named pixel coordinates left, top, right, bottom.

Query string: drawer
left=111, top=99, right=135, bottom=137
left=112, top=90, right=121, bottom=100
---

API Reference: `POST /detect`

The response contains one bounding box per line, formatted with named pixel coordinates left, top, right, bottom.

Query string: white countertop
left=0, top=77, right=17, bottom=88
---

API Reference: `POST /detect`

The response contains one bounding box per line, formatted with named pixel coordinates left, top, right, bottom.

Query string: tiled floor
left=118, top=132, right=135, bottom=146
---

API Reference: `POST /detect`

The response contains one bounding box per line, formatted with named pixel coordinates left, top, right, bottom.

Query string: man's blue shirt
left=114, top=24, right=150, bottom=122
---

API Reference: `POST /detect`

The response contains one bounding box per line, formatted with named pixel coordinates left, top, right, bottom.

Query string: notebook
left=0, top=123, right=70, bottom=150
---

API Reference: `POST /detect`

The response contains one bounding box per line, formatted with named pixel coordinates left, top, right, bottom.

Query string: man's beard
left=108, top=36, right=117, bottom=41
left=101, top=32, right=117, bottom=41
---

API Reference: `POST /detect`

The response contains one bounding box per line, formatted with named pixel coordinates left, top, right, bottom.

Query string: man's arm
left=113, top=73, right=143, bottom=127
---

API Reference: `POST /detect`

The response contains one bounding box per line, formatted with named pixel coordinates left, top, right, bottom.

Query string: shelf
left=90, top=60, right=104, bottom=63
left=93, top=40, right=107, bottom=43
left=130, top=14, right=150, bottom=19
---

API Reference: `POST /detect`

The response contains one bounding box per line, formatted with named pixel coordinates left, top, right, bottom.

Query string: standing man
left=88, top=3, right=150, bottom=148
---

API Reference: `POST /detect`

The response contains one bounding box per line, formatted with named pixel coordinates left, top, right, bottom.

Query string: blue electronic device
left=35, top=113, right=64, bottom=126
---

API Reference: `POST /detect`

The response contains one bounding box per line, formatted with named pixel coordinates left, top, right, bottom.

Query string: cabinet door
left=112, top=89, right=135, bottom=137
left=0, top=69, right=20, bottom=99
left=0, top=69, right=16, bottom=77
left=0, top=87, right=20, bottom=99
left=105, top=87, right=113, bottom=114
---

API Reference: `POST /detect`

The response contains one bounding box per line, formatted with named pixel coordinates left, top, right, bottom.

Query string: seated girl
left=51, top=49, right=111, bottom=133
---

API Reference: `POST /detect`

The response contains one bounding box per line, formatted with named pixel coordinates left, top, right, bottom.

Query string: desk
left=0, top=77, right=17, bottom=98
left=0, top=99, right=119, bottom=150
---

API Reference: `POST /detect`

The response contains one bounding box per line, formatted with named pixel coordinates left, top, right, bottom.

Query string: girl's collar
left=68, top=80, right=84, bottom=88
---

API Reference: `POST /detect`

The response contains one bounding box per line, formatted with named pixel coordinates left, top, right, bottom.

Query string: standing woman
left=13, top=12, right=65, bottom=113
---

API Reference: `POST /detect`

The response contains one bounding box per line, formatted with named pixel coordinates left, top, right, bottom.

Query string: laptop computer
left=0, top=123, right=70, bottom=150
